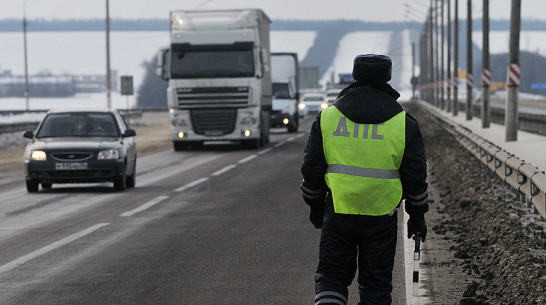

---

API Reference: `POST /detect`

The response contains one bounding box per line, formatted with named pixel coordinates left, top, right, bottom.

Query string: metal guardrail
left=0, top=110, right=143, bottom=135
left=419, top=101, right=546, bottom=220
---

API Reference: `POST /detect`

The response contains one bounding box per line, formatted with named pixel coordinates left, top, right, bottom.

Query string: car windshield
left=273, top=83, right=291, bottom=99
left=304, top=96, right=324, bottom=102
left=36, top=113, right=120, bottom=138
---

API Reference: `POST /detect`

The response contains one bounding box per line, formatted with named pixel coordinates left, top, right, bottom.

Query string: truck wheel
left=41, top=182, right=52, bottom=190
left=26, top=180, right=39, bottom=193
left=173, top=141, right=188, bottom=151
left=288, top=122, right=297, bottom=133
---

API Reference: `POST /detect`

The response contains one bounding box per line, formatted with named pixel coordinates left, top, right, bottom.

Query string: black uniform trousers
left=315, top=204, right=398, bottom=305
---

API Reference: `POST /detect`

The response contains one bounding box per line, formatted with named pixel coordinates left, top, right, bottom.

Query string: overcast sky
left=1, top=0, right=545, bottom=23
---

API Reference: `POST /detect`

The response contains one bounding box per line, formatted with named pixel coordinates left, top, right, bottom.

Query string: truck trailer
left=157, top=9, right=272, bottom=150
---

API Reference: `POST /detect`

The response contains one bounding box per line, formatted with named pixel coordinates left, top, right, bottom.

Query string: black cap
left=352, top=54, right=392, bottom=84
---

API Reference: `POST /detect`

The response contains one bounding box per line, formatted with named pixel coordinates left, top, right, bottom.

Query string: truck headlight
left=298, top=103, right=306, bottom=110
left=97, top=150, right=119, bottom=160
left=31, top=150, right=47, bottom=161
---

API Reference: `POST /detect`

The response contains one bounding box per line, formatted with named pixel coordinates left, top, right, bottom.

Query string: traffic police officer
left=301, top=54, right=428, bottom=305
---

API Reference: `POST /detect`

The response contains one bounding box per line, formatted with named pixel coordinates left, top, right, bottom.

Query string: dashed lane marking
left=211, top=164, right=237, bottom=177
left=120, top=196, right=170, bottom=217
left=257, top=147, right=272, bottom=155
left=274, top=141, right=286, bottom=148
left=174, top=177, right=209, bottom=192
left=287, top=136, right=296, bottom=142
left=238, top=154, right=257, bottom=164
left=0, top=223, right=110, bottom=274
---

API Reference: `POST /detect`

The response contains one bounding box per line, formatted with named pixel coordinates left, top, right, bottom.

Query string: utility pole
left=506, top=0, right=521, bottom=141
left=465, top=0, right=473, bottom=120
left=412, top=42, right=416, bottom=99
left=481, top=0, right=490, bottom=128
left=434, top=0, right=440, bottom=106
left=446, top=0, right=452, bottom=113
left=440, top=0, right=445, bottom=110
left=427, top=0, right=436, bottom=105
left=453, top=0, right=459, bottom=116
left=23, top=1, right=30, bottom=111
left=106, top=0, right=112, bottom=109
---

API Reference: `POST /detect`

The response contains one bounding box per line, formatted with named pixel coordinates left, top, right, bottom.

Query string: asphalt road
left=0, top=118, right=408, bottom=305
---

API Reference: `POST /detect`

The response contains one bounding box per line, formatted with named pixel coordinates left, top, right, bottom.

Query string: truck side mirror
left=156, top=48, right=170, bottom=80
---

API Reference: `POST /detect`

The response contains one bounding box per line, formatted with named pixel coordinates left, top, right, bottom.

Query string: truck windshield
left=273, top=83, right=291, bottom=99
left=171, top=48, right=255, bottom=79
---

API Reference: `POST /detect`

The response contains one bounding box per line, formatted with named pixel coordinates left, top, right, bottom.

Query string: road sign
left=530, top=83, right=546, bottom=90
left=120, top=76, right=134, bottom=95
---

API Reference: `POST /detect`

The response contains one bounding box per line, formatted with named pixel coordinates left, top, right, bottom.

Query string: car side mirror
left=123, top=129, right=136, bottom=138
left=23, top=130, right=34, bottom=139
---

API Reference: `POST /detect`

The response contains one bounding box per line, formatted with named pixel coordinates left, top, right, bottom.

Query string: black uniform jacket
left=300, top=82, right=429, bottom=217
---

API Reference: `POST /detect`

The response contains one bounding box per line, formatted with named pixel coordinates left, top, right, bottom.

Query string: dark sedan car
left=23, top=109, right=137, bottom=193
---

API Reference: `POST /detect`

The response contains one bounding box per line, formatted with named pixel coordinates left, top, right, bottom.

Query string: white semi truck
left=157, top=9, right=272, bottom=150
left=270, top=52, right=299, bottom=133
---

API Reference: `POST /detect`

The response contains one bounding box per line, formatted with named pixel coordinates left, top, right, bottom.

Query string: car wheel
left=288, top=122, right=297, bottom=133
left=113, top=173, right=126, bottom=191
left=26, top=180, right=39, bottom=193
left=41, top=182, right=52, bottom=190
left=173, top=141, right=188, bottom=151
left=126, top=162, right=136, bottom=188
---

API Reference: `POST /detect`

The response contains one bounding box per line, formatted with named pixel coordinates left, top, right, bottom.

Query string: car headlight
left=298, top=103, right=306, bottom=110
left=97, top=149, right=119, bottom=160
left=31, top=150, right=47, bottom=161
left=321, top=103, right=328, bottom=109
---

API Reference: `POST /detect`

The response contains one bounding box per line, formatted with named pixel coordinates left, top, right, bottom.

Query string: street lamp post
left=23, top=0, right=31, bottom=111
left=106, top=0, right=112, bottom=109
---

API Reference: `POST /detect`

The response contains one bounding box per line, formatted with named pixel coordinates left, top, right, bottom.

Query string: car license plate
left=55, top=162, right=87, bottom=170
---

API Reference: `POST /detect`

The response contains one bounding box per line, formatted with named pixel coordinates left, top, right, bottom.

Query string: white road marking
left=274, top=141, right=286, bottom=148
left=0, top=223, right=110, bottom=274
left=211, top=164, right=237, bottom=177
left=258, top=148, right=272, bottom=155
left=296, top=133, right=305, bottom=138
left=287, top=136, right=296, bottom=142
left=238, top=154, right=257, bottom=164
left=175, top=177, right=209, bottom=192
left=120, top=196, right=170, bottom=217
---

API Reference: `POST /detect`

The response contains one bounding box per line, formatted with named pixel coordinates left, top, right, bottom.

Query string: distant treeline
left=1, top=18, right=546, bottom=32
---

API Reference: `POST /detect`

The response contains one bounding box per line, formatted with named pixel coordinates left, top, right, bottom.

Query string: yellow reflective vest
left=321, top=106, right=406, bottom=215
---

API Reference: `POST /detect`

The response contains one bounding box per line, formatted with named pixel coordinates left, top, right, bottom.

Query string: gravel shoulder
left=407, top=103, right=546, bottom=305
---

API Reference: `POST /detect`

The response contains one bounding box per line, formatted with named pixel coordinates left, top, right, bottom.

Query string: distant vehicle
left=270, top=52, right=299, bottom=133
left=23, top=109, right=137, bottom=193
left=157, top=9, right=272, bottom=150
left=325, top=88, right=342, bottom=106
left=299, top=92, right=327, bottom=117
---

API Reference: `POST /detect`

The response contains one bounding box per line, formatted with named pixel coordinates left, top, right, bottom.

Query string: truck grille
left=177, top=87, right=249, bottom=109
left=190, top=109, right=237, bottom=136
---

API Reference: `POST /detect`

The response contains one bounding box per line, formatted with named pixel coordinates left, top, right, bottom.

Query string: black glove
left=309, top=207, right=324, bottom=229
left=407, top=214, right=427, bottom=242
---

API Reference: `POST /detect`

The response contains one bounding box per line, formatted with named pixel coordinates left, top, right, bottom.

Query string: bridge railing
left=419, top=101, right=546, bottom=220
